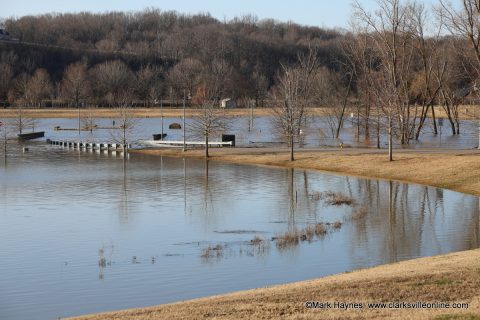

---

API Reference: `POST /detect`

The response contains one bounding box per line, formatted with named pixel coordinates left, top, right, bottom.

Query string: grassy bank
left=70, top=249, right=480, bottom=320
left=0, top=105, right=478, bottom=119
left=133, top=148, right=480, bottom=196
left=0, top=107, right=299, bottom=118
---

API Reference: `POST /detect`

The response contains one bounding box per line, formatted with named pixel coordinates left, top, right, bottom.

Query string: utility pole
left=77, top=101, right=81, bottom=136
left=160, top=97, right=164, bottom=139
left=183, top=89, right=186, bottom=152
left=1, top=122, right=6, bottom=160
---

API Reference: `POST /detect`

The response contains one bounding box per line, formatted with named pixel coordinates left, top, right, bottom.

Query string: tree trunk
left=388, top=114, right=393, bottom=161
left=205, top=133, right=209, bottom=158
left=431, top=105, right=438, bottom=135
left=290, top=132, right=294, bottom=161
left=335, top=73, right=353, bottom=139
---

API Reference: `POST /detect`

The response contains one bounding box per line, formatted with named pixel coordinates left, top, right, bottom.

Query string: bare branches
left=270, top=47, right=321, bottom=161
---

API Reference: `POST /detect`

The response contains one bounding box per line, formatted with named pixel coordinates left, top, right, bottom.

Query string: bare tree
left=409, top=3, right=442, bottom=139
left=111, top=91, right=137, bottom=158
left=252, top=68, right=269, bottom=109
left=167, top=58, right=204, bottom=105
left=0, top=52, right=16, bottom=107
left=8, top=73, right=34, bottom=134
left=135, top=64, right=163, bottom=107
left=342, top=28, right=383, bottom=147
left=271, top=48, right=320, bottom=161
left=438, top=0, right=480, bottom=147
left=189, top=62, right=229, bottom=158
left=311, top=67, right=345, bottom=139
left=0, top=120, right=12, bottom=160
left=353, top=0, right=416, bottom=160
left=61, top=61, right=91, bottom=135
left=27, top=69, right=53, bottom=108
left=92, top=60, right=133, bottom=106
left=433, top=44, right=467, bottom=135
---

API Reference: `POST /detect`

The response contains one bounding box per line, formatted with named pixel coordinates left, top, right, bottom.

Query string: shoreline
left=71, top=147, right=479, bottom=319
left=132, top=147, right=480, bottom=197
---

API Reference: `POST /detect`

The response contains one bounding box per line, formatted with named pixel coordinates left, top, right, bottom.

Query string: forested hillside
left=0, top=10, right=344, bottom=106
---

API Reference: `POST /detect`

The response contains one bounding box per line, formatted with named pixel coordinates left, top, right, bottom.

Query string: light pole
left=160, top=97, right=164, bottom=139
left=183, top=89, right=186, bottom=152
left=1, top=121, right=6, bottom=160
left=78, top=101, right=81, bottom=136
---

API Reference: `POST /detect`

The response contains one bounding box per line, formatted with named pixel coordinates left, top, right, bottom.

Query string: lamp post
left=78, top=101, right=81, bottom=136
left=160, top=97, right=164, bottom=139
left=183, top=89, right=186, bottom=152
left=1, top=121, right=6, bottom=160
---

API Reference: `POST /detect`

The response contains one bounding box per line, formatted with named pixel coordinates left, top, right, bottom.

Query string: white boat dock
left=139, top=140, right=233, bottom=148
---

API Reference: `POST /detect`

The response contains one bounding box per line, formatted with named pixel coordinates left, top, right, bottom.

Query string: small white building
left=220, top=98, right=236, bottom=108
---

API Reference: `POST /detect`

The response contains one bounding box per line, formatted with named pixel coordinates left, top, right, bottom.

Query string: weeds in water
left=313, top=223, right=328, bottom=236
left=310, top=191, right=355, bottom=206
left=275, top=229, right=300, bottom=249
left=250, top=236, right=263, bottom=245
left=248, top=236, right=270, bottom=256
left=351, top=207, right=368, bottom=220
left=274, top=222, right=341, bottom=250
left=332, top=221, right=342, bottom=229
left=201, top=244, right=224, bottom=259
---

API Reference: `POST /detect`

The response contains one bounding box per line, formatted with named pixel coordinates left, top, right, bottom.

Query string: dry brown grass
left=0, top=107, right=330, bottom=119
left=1, top=105, right=477, bottom=119
left=132, top=148, right=480, bottom=196
left=69, top=249, right=480, bottom=320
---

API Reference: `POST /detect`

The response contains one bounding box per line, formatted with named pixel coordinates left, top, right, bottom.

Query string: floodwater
left=0, top=137, right=479, bottom=320
left=21, top=115, right=480, bottom=149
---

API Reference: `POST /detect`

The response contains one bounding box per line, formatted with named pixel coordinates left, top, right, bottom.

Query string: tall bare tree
left=0, top=52, right=16, bottom=107
left=61, top=61, right=91, bottom=135
left=409, top=3, right=442, bottom=139
left=8, top=73, right=34, bottom=134
left=271, top=48, right=320, bottom=161
left=111, top=91, right=137, bottom=158
left=354, top=0, right=416, bottom=160
left=439, top=0, right=480, bottom=147
left=92, top=60, right=133, bottom=106
left=27, top=68, right=53, bottom=108
left=167, top=58, right=204, bottom=105
left=190, top=84, right=227, bottom=158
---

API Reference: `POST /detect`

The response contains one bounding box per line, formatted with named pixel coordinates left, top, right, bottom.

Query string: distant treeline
left=0, top=4, right=478, bottom=143
left=0, top=10, right=345, bottom=108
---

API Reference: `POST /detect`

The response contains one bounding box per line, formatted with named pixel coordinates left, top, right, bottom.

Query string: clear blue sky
left=0, top=0, right=440, bottom=29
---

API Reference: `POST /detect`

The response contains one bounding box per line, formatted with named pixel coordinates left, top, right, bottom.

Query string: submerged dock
left=139, top=140, right=233, bottom=148
left=47, top=139, right=131, bottom=151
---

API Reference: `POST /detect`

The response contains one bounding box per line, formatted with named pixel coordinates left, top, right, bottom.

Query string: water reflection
left=18, top=116, right=480, bottom=149
left=0, top=145, right=479, bottom=320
